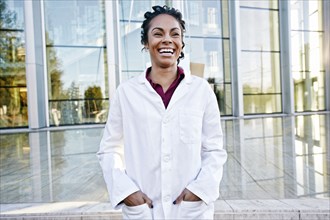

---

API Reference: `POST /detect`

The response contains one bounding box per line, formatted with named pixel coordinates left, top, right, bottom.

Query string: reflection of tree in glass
left=46, top=33, right=69, bottom=126
left=60, top=82, right=80, bottom=125
left=46, top=33, right=67, bottom=100
left=0, top=1, right=17, bottom=62
left=0, top=0, right=27, bottom=127
left=84, top=86, right=103, bottom=118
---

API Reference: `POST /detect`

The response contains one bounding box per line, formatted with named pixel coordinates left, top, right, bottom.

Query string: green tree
left=84, top=86, right=103, bottom=117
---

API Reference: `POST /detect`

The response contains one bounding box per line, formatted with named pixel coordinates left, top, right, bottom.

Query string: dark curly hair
left=141, top=5, right=186, bottom=64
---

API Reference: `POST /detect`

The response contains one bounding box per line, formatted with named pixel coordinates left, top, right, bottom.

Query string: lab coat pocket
left=179, top=110, right=203, bottom=144
left=179, top=200, right=210, bottom=219
left=122, top=203, right=152, bottom=219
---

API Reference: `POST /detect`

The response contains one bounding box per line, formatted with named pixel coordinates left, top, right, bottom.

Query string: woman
left=97, top=5, right=227, bottom=219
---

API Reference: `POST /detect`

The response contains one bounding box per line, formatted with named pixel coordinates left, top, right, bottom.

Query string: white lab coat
left=97, top=68, right=227, bottom=219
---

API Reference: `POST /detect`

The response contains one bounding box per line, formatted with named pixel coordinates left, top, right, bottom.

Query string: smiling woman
left=97, top=5, right=227, bottom=220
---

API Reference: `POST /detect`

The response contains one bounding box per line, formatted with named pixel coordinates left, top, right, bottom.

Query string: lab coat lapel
left=138, top=72, right=166, bottom=110
left=166, top=74, right=192, bottom=111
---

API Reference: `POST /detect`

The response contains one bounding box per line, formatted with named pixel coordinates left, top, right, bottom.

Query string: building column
left=279, top=0, right=294, bottom=115
left=24, top=0, right=47, bottom=129
left=228, top=0, right=244, bottom=117
left=105, top=0, right=122, bottom=98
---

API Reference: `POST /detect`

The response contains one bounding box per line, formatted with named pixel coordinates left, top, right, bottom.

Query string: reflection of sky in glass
left=239, top=7, right=280, bottom=92
left=241, top=52, right=280, bottom=92
left=44, top=0, right=105, bottom=46
left=240, top=9, right=279, bottom=51
left=290, top=0, right=321, bottom=31
left=54, top=47, right=106, bottom=96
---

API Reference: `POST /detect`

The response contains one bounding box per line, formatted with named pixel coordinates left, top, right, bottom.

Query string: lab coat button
left=164, top=196, right=171, bottom=202
left=163, top=155, right=170, bottom=162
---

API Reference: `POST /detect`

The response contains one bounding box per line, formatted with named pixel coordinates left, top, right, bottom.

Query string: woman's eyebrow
left=151, top=27, right=164, bottom=32
left=151, top=27, right=180, bottom=32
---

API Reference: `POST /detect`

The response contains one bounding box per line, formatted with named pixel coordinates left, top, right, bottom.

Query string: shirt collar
left=139, top=66, right=191, bottom=84
left=145, top=66, right=185, bottom=83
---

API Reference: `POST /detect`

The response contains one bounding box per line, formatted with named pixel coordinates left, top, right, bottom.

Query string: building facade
left=0, top=0, right=329, bottom=129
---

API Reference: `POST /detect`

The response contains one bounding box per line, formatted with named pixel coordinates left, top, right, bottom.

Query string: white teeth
left=159, top=48, right=174, bottom=53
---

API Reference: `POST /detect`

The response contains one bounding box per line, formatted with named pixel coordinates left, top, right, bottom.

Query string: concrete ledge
left=1, top=199, right=329, bottom=219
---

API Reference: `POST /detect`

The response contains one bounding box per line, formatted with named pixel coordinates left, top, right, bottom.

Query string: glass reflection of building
left=0, top=0, right=329, bottom=129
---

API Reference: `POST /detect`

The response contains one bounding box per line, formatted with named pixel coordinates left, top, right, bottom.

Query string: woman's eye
left=154, top=33, right=162, bottom=36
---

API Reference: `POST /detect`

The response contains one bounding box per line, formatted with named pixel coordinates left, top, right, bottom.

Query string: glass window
left=290, top=0, right=323, bottom=31
left=291, top=31, right=323, bottom=73
left=0, top=0, right=27, bottom=128
left=44, top=0, right=105, bottom=46
left=244, top=94, right=281, bottom=114
left=240, top=0, right=278, bottom=9
left=119, top=0, right=164, bottom=21
left=213, top=83, right=232, bottom=115
left=239, top=1, right=281, bottom=114
left=44, top=0, right=109, bottom=126
left=186, top=1, right=222, bottom=37
left=290, top=0, right=325, bottom=112
left=188, top=38, right=223, bottom=80
left=241, top=52, right=281, bottom=94
left=240, top=8, right=279, bottom=51
left=120, top=21, right=150, bottom=77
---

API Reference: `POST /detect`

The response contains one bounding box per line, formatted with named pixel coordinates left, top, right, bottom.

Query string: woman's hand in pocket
left=173, top=188, right=201, bottom=204
left=123, top=191, right=153, bottom=208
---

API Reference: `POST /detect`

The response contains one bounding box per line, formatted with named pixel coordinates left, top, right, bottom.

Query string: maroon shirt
left=146, top=66, right=185, bottom=108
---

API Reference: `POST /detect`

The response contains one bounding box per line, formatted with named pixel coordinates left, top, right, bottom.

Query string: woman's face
left=145, top=14, right=183, bottom=68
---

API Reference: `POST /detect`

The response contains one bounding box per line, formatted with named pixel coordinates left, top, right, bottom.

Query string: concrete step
left=1, top=199, right=329, bottom=220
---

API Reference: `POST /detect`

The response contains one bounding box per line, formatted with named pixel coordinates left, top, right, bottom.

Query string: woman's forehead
left=148, top=14, right=181, bottom=29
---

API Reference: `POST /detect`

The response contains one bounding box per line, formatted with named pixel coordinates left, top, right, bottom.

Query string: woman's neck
left=149, top=66, right=178, bottom=92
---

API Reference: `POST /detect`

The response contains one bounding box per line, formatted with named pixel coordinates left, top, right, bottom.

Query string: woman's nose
left=162, top=34, right=172, bottom=43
